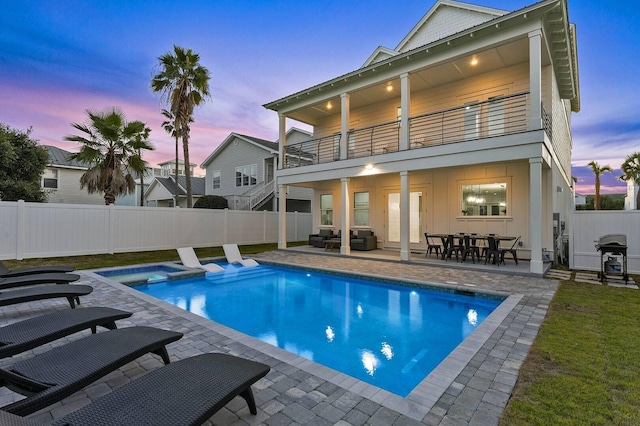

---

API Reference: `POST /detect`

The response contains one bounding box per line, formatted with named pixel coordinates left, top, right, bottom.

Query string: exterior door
left=386, top=191, right=423, bottom=248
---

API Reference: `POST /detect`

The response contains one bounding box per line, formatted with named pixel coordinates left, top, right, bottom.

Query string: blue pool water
left=98, top=265, right=184, bottom=283
left=134, top=264, right=502, bottom=396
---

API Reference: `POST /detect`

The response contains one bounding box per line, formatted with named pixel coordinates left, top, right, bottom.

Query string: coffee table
left=324, top=238, right=341, bottom=252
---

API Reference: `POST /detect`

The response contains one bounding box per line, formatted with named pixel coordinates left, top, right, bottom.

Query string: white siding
left=45, top=168, right=105, bottom=205
left=400, top=6, right=500, bottom=52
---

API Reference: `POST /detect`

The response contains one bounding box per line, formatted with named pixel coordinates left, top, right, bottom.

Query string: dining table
left=431, top=233, right=517, bottom=261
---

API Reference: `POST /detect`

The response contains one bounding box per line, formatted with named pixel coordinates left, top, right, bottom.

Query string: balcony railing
left=283, top=92, right=533, bottom=169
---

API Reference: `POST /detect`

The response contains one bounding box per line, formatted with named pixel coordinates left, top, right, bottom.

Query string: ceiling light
left=470, top=58, right=478, bottom=66
left=386, top=82, right=393, bottom=92
left=326, top=101, right=332, bottom=110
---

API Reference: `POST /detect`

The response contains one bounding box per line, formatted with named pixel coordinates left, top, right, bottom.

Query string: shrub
left=193, top=195, right=228, bottom=209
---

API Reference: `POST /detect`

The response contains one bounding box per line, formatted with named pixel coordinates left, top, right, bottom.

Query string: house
left=42, top=145, right=104, bottom=205
left=574, top=193, right=586, bottom=207
left=144, top=175, right=206, bottom=207
left=200, top=130, right=313, bottom=212
left=264, top=0, right=580, bottom=275
left=120, top=160, right=200, bottom=206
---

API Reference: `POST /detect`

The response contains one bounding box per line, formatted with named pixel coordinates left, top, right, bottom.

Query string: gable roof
left=265, top=0, right=580, bottom=113
left=200, top=133, right=278, bottom=168
left=43, top=145, right=88, bottom=170
left=395, top=0, right=507, bottom=53
left=146, top=176, right=206, bottom=198
left=362, top=46, right=400, bottom=68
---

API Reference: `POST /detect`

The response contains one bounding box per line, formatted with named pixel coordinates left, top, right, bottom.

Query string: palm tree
left=161, top=109, right=180, bottom=207
left=588, top=160, right=612, bottom=210
left=151, top=45, right=210, bottom=208
left=64, top=108, right=154, bottom=205
left=620, top=152, right=640, bottom=209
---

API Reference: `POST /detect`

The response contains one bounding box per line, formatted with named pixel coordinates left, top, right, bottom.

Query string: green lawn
left=5, top=251, right=639, bottom=423
left=500, top=278, right=640, bottom=425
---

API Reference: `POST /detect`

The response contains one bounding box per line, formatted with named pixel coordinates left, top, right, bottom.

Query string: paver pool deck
left=0, top=250, right=558, bottom=425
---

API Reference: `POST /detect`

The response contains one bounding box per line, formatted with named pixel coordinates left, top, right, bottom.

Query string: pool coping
left=87, top=260, right=520, bottom=421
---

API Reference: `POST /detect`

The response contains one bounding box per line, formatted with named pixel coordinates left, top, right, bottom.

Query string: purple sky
left=1, top=0, right=638, bottom=194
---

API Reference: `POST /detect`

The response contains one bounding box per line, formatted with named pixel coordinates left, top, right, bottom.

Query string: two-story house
left=264, top=0, right=580, bottom=275
left=42, top=145, right=104, bottom=205
left=200, top=129, right=313, bottom=212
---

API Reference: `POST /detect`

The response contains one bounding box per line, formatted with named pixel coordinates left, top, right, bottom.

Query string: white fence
left=0, top=201, right=312, bottom=260
left=571, top=210, right=640, bottom=274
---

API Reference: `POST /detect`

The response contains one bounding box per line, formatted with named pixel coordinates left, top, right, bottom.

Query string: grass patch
left=500, top=279, right=640, bottom=425
left=2, top=242, right=308, bottom=270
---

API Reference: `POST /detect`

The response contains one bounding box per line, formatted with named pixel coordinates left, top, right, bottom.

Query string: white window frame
left=42, top=168, right=58, bottom=189
left=235, top=164, right=257, bottom=187
left=212, top=170, right=221, bottom=189
left=320, top=194, right=333, bottom=226
left=353, top=191, right=369, bottom=226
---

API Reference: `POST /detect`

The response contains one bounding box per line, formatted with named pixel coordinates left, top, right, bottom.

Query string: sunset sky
left=1, top=0, right=638, bottom=194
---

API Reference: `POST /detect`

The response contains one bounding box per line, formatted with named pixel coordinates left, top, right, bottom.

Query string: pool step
left=206, top=266, right=278, bottom=285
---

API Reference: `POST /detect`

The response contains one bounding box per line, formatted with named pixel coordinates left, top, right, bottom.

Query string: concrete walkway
left=0, top=251, right=558, bottom=425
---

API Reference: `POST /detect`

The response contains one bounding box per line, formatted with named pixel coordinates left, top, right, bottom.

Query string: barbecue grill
left=595, top=234, right=628, bottom=283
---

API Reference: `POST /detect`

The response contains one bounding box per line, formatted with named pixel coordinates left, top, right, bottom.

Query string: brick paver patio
left=0, top=250, right=558, bottom=425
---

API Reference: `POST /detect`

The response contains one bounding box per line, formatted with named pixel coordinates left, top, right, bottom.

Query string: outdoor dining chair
left=424, top=232, right=442, bottom=258
left=500, top=236, right=521, bottom=265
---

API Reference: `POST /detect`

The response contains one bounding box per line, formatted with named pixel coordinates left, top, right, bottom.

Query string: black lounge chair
left=0, top=261, right=75, bottom=278
left=0, top=285, right=93, bottom=309
left=0, top=273, right=81, bottom=290
left=0, top=307, right=132, bottom=359
left=0, top=353, right=270, bottom=425
left=0, top=326, right=183, bottom=416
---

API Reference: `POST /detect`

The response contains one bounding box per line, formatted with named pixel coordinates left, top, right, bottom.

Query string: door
left=487, top=96, right=505, bottom=136
left=386, top=191, right=423, bottom=248
left=464, top=102, right=480, bottom=140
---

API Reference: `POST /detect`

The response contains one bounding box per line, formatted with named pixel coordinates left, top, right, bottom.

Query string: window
left=42, top=168, right=58, bottom=189
left=212, top=170, right=221, bottom=189
left=354, top=192, right=369, bottom=226
left=387, top=192, right=422, bottom=243
left=461, top=183, right=507, bottom=216
left=320, top=194, right=333, bottom=226
left=235, top=164, right=257, bottom=187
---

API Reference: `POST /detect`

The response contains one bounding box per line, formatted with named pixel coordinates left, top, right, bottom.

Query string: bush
left=193, top=195, right=228, bottom=209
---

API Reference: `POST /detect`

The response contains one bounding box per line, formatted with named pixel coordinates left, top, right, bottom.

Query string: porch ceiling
left=288, top=37, right=540, bottom=125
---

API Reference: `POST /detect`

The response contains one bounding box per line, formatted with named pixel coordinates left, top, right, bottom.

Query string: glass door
left=387, top=192, right=423, bottom=247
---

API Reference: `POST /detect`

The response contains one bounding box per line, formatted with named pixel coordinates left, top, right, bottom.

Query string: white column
left=340, top=93, right=350, bottom=160
left=529, top=30, right=543, bottom=131
left=400, top=73, right=411, bottom=151
left=278, top=113, right=286, bottom=168
left=529, top=158, right=544, bottom=274
left=278, top=184, right=287, bottom=249
left=400, top=171, right=410, bottom=261
left=341, top=177, right=351, bottom=255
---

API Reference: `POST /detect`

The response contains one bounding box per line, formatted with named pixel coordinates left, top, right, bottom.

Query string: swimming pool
left=133, top=264, right=503, bottom=396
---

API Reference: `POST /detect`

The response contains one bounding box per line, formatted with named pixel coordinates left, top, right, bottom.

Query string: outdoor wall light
left=326, top=101, right=332, bottom=110
left=365, top=163, right=374, bottom=170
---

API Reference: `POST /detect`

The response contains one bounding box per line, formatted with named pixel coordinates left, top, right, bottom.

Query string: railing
left=282, top=92, right=533, bottom=169
left=408, top=92, right=530, bottom=148
left=542, top=105, right=552, bottom=140
left=227, top=180, right=276, bottom=211
left=284, top=135, right=338, bottom=168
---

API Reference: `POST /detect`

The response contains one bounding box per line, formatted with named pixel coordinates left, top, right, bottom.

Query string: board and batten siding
left=313, top=62, right=537, bottom=139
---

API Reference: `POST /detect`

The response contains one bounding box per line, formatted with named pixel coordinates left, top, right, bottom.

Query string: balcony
left=283, top=92, right=546, bottom=169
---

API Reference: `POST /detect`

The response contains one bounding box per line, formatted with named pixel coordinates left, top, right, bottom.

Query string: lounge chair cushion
left=0, top=260, right=75, bottom=278
left=0, top=273, right=80, bottom=290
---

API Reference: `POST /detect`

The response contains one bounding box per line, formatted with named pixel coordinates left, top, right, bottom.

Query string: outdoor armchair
left=350, top=230, right=377, bottom=251
left=0, top=326, right=183, bottom=416
left=309, top=228, right=334, bottom=248
left=0, top=307, right=132, bottom=359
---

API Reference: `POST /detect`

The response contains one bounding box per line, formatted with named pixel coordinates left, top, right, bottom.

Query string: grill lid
left=596, top=233, right=627, bottom=248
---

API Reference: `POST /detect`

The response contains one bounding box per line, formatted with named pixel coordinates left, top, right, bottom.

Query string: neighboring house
left=118, top=160, right=199, bottom=206
left=200, top=129, right=313, bottom=212
left=574, top=193, right=586, bottom=207
left=144, top=175, right=206, bottom=208
left=264, top=0, right=580, bottom=275
left=42, top=145, right=104, bottom=205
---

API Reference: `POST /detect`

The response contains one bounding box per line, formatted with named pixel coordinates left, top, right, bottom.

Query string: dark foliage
left=193, top=195, right=228, bottom=209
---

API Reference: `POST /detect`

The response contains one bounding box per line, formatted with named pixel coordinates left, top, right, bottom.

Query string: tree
left=0, top=123, right=49, bottom=202
left=161, top=109, right=180, bottom=207
left=64, top=108, right=154, bottom=205
left=620, top=151, right=640, bottom=210
left=588, top=160, right=612, bottom=210
left=151, top=45, right=211, bottom=208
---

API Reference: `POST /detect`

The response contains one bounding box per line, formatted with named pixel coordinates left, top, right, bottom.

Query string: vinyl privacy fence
left=0, top=201, right=311, bottom=260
